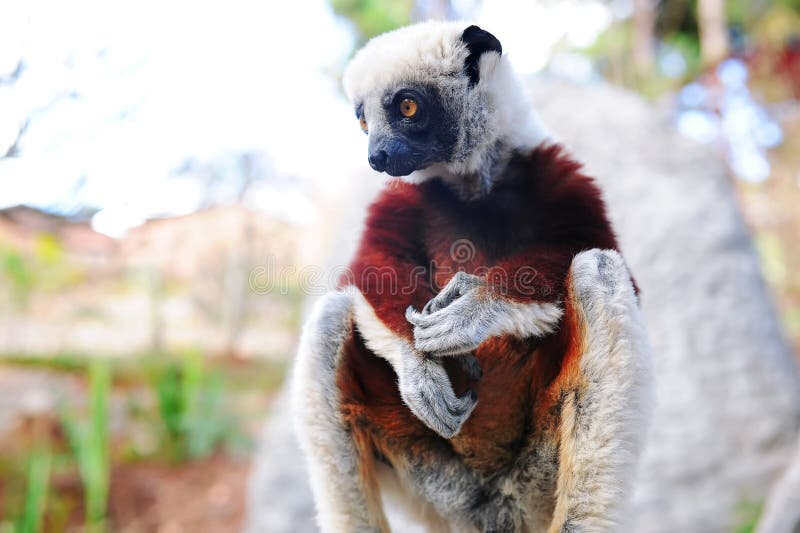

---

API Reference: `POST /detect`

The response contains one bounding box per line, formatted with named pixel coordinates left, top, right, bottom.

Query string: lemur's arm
left=342, top=186, right=479, bottom=438
left=406, top=246, right=576, bottom=357
left=342, top=183, right=447, bottom=338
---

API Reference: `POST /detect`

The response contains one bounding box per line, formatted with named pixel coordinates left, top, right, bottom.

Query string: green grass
left=59, top=360, right=110, bottom=533
left=0, top=351, right=289, bottom=393
left=147, top=349, right=250, bottom=462
left=16, top=445, right=52, bottom=533
left=733, top=498, right=763, bottom=533
left=0, top=350, right=288, bottom=530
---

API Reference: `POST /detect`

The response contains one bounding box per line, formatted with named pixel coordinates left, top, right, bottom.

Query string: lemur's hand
left=398, top=348, right=478, bottom=438
left=407, top=271, right=564, bottom=359
left=406, top=271, right=495, bottom=357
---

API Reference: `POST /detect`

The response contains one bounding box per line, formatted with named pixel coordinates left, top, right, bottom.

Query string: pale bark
left=698, top=0, right=729, bottom=66
left=757, top=439, right=800, bottom=533
left=632, top=0, right=656, bottom=79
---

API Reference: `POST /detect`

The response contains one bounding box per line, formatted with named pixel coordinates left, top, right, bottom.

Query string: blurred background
left=1, top=0, right=799, bottom=531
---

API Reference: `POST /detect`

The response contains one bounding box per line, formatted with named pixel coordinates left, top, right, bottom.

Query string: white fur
left=486, top=299, right=563, bottom=340
left=350, top=286, right=407, bottom=372
left=343, top=21, right=470, bottom=104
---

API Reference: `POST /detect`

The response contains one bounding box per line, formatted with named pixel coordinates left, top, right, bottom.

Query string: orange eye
left=400, top=98, right=418, bottom=118
left=359, top=115, right=368, bottom=133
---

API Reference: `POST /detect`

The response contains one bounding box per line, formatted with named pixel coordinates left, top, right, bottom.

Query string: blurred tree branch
left=0, top=59, right=78, bottom=159
left=0, top=56, right=78, bottom=159
left=633, top=0, right=657, bottom=79
left=698, top=0, right=729, bottom=65
left=0, top=59, right=24, bottom=85
left=0, top=60, right=27, bottom=158
left=2, top=92, right=79, bottom=159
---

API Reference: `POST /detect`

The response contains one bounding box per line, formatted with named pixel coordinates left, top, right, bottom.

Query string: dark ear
left=461, top=25, right=502, bottom=87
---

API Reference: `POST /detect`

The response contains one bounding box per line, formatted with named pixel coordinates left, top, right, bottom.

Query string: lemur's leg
left=294, top=288, right=478, bottom=531
left=292, top=291, right=389, bottom=533
left=548, top=250, right=653, bottom=533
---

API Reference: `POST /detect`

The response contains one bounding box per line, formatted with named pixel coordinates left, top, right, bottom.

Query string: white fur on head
left=343, top=21, right=469, bottom=104
left=343, top=21, right=550, bottom=195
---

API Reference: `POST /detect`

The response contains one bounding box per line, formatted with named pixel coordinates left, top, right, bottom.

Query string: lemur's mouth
left=369, top=135, right=443, bottom=177
left=370, top=152, right=425, bottom=177
left=387, top=158, right=437, bottom=177
left=385, top=162, right=426, bottom=177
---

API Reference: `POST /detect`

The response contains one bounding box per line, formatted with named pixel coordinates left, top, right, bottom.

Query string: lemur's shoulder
left=503, top=143, right=620, bottom=249
left=360, top=179, right=426, bottom=242
left=506, top=143, right=603, bottom=208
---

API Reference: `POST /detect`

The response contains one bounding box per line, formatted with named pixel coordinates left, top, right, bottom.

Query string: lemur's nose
left=369, top=150, right=388, bottom=172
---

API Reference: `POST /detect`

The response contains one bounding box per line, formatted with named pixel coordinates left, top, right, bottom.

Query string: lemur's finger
left=406, top=305, right=445, bottom=329
left=422, top=283, right=464, bottom=315
left=421, top=297, right=439, bottom=315
left=411, top=289, right=473, bottom=328
left=400, top=353, right=478, bottom=438
left=428, top=387, right=478, bottom=438
left=415, top=329, right=482, bottom=357
left=405, top=305, right=426, bottom=326
left=423, top=271, right=486, bottom=316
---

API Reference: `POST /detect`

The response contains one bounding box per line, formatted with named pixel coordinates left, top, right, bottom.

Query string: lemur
left=292, top=21, right=653, bottom=532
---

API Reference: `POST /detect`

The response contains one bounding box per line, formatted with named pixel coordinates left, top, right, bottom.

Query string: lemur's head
left=343, top=21, right=548, bottom=196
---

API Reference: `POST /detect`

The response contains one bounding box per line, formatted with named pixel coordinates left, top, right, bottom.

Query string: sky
left=0, top=0, right=616, bottom=237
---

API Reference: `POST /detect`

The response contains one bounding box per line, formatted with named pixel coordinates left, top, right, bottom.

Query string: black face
left=356, top=85, right=459, bottom=177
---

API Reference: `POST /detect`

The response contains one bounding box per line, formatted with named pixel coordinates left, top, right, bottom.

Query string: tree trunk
left=632, top=0, right=656, bottom=80
left=757, top=439, right=800, bottom=533
left=698, top=0, right=729, bottom=66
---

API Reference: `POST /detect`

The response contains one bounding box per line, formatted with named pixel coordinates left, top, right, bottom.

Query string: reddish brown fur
left=337, top=144, right=627, bottom=476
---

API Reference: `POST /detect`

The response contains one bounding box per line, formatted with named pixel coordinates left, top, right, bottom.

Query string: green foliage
left=15, top=446, right=52, bottom=533
left=152, top=350, right=244, bottom=462
left=733, top=498, right=763, bottom=533
left=3, top=351, right=289, bottom=393
left=0, top=248, right=34, bottom=309
left=33, top=234, right=63, bottom=266
left=331, top=0, right=413, bottom=41
left=662, top=31, right=702, bottom=76
left=0, top=350, right=280, bottom=530
left=756, top=232, right=788, bottom=287
left=0, top=236, right=81, bottom=311
left=751, top=3, right=800, bottom=48
left=60, top=360, right=110, bottom=532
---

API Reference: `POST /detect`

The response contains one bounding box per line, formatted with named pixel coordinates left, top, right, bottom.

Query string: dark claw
left=460, top=354, right=483, bottom=380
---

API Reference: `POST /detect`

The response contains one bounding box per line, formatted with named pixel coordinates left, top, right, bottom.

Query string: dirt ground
left=109, top=455, right=250, bottom=533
